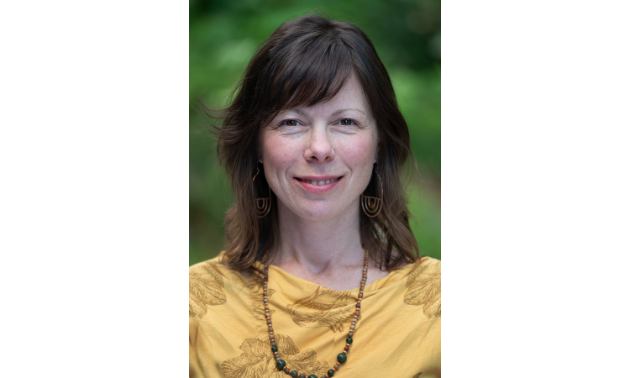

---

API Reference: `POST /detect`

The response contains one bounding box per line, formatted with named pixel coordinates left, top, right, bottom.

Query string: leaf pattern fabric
left=286, top=287, right=361, bottom=332
left=222, top=335, right=330, bottom=378
left=190, top=255, right=441, bottom=377
left=189, top=262, right=227, bottom=318
left=404, top=259, right=441, bottom=318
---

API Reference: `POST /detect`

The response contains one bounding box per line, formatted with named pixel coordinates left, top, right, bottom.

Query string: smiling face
left=259, top=73, right=379, bottom=222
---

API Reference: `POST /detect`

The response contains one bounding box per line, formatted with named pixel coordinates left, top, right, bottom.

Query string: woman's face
left=259, top=73, right=378, bottom=221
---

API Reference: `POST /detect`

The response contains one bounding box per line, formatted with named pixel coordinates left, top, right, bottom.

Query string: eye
left=280, top=119, right=301, bottom=127
left=338, top=119, right=355, bottom=126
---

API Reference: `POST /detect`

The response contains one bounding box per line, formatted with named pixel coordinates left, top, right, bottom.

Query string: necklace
left=261, top=250, right=369, bottom=378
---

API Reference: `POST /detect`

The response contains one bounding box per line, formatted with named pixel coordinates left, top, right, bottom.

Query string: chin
left=294, top=203, right=343, bottom=221
left=299, top=208, right=338, bottom=221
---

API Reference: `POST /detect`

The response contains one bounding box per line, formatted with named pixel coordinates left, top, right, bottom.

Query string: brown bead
left=334, top=364, right=340, bottom=370
left=270, top=335, right=275, bottom=340
left=356, top=303, right=361, bottom=308
left=359, top=293, right=363, bottom=298
left=269, top=327, right=273, bottom=332
left=355, top=311, right=360, bottom=316
left=348, top=331, right=353, bottom=337
left=344, top=346, right=349, bottom=352
left=284, top=367, right=290, bottom=373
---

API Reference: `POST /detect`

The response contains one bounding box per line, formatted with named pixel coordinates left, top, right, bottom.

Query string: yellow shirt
left=189, top=254, right=441, bottom=378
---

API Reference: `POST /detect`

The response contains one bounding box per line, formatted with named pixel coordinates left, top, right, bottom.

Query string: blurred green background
left=189, top=0, right=441, bottom=265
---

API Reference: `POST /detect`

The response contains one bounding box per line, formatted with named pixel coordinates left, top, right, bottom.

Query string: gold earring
left=361, top=163, right=383, bottom=218
left=253, top=164, right=271, bottom=218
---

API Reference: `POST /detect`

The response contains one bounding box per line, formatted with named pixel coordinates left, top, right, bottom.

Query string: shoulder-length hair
left=212, top=14, right=419, bottom=271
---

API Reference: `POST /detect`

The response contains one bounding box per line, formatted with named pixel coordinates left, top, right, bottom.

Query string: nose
left=305, top=125, right=334, bottom=162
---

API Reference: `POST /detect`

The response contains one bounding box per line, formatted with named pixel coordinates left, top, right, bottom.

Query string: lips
left=295, top=176, right=342, bottom=186
left=293, top=175, right=343, bottom=193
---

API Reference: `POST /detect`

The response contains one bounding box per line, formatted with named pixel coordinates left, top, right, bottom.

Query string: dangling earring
left=361, top=163, right=383, bottom=218
left=253, top=163, right=271, bottom=218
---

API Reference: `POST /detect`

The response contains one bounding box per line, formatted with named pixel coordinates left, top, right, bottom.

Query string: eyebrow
left=331, top=108, right=367, bottom=117
left=286, top=108, right=367, bottom=117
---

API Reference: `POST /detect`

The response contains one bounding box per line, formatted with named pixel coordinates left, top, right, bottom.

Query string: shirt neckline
left=250, top=258, right=420, bottom=295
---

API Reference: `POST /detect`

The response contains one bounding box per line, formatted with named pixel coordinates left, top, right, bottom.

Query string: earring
left=253, top=163, right=271, bottom=218
left=361, top=163, right=383, bottom=218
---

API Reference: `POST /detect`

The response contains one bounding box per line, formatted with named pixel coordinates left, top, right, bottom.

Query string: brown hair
left=211, top=14, right=419, bottom=271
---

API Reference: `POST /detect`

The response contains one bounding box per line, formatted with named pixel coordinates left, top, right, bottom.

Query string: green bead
left=327, top=369, right=335, bottom=377
left=299, top=375, right=306, bottom=378
left=309, top=376, right=318, bottom=378
left=271, top=346, right=278, bottom=353
left=346, top=337, right=353, bottom=344
left=290, top=371, right=298, bottom=377
left=276, top=359, right=286, bottom=371
left=337, top=353, right=347, bottom=364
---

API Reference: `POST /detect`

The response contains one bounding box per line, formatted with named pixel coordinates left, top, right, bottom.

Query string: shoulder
left=405, top=256, right=441, bottom=277
left=401, top=256, right=441, bottom=318
left=189, top=254, right=234, bottom=289
left=189, top=253, right=262, bottom=319
left=189, top=253, right=237, bottom=318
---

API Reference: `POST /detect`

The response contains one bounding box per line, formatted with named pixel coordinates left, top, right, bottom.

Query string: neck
left=269, top=198, right=365, bottom=275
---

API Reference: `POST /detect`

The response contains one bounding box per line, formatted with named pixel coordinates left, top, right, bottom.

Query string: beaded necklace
left=261, top=250, right=369, bottom=378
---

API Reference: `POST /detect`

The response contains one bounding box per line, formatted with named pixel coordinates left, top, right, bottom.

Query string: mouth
left=293, top=175, right=344, bottom=193
left=295, top=176, right=343, bottom=186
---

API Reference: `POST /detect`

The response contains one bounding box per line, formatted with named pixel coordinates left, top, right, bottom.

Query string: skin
left=259, top=73, right=389, bottom=291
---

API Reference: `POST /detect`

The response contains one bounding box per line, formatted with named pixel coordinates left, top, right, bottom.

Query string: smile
left=294, top=176, right=343, bottom=194
left=295, top=177, right=342, bottom=186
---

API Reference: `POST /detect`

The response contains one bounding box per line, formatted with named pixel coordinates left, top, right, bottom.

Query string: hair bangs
left=268, top=36, right=355, bottom=112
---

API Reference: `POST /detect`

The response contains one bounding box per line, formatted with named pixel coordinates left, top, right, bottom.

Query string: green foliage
left=190, top=0, right=441, bottom=265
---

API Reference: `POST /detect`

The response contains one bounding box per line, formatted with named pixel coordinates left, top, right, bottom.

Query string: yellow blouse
left=189, top=254, right=441, bottom=378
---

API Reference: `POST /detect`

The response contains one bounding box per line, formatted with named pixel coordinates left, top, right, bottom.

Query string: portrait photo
left=189, top=1, right=441, bottom=377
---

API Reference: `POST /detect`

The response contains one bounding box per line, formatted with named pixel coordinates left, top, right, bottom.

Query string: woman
left=190, top=15, right=440, bottom=378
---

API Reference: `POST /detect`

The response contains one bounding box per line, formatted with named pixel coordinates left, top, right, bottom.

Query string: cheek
left=261, top=134, right=300, bottom=170
left=336, top=135, right=377, bottom=170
